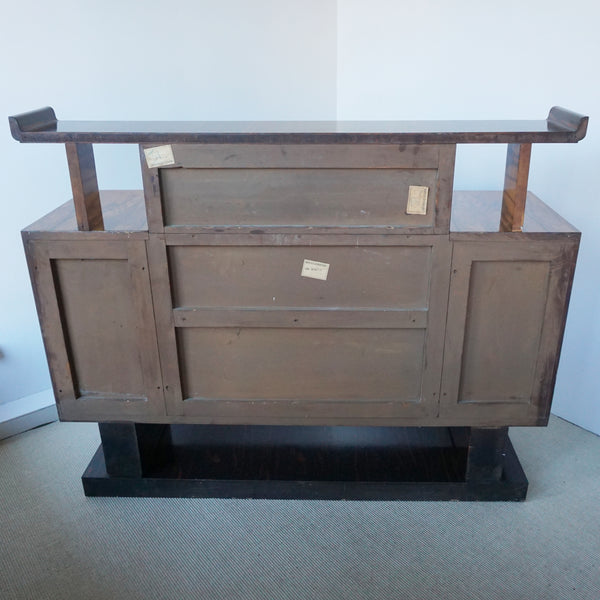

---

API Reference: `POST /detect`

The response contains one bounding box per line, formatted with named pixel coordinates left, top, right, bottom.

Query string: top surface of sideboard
left=9, top=107, right=588, bottom=144
left=21, top=190, right=580, bottom=238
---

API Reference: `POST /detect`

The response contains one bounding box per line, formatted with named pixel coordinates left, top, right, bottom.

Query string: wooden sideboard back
left=13, top=107, right=586, bottom=426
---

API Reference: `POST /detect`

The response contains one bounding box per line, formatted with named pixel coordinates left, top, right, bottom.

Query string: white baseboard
left=0, top=389, right=58, bottom=441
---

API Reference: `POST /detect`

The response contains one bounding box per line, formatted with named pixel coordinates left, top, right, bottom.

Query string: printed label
left=301, top=259, right=330, bottom=281
left=144, top=145, right=175, bottom=168
left=406, top=185, right=429, bottom=215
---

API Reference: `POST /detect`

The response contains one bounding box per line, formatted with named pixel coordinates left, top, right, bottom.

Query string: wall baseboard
left=0, top=389, right=58, bottom=441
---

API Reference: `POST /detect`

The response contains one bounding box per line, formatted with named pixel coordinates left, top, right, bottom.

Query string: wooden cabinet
left=24, top=189, right=577, bottom=427
left=11, top=106, right=586, bottom=499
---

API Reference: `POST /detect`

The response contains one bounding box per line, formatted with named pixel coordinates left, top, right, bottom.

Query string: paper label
left=144, top=145, right=175, bottom=168
left=406, top=185, right=429, bottom=215
left=301, top=259, right=330, bottom=281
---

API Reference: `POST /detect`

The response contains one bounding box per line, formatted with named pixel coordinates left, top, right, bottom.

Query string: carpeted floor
left=0, top=416, right=599, bottom=600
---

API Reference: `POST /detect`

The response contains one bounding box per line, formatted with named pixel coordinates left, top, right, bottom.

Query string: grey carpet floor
left=0, top=416, right=599, bottom=600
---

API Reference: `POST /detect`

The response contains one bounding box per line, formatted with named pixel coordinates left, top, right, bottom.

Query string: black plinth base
left=82, top=425, right=528, bottom=501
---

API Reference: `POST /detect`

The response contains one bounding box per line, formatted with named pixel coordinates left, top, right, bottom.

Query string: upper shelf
left=9, top=106, right=588, bottom=145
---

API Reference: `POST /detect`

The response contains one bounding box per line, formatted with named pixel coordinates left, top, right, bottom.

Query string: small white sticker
left=301, top=259, right=330, bottom=281
left=406, top=185, right=429, bottom=215
left=144, top=145, right=175, bottom=168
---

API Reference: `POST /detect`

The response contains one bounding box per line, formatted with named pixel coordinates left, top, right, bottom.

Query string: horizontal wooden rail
left=172, top=307, right=427, bottom=329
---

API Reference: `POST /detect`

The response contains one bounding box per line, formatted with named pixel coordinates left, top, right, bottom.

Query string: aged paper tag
left=301, top=259, right=330, bottom=281
left=144, top=145, right=175, bottom=168
left=406, top=185, right=429, bottom=215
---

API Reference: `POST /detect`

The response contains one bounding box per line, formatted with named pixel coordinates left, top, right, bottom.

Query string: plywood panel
left=177, top=328, right=425, bottom=402
left=53, top=258, right=145, bottom=396
left=164, top=143, right=443, bottom=169
left=459, top=260, right=550, bottom=403
left=160, top=168, right=438, bottom=228
left=169, top=245, right=431, bottom=309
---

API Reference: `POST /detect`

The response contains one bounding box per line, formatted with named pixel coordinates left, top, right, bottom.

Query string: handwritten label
left=144, top=145, right=175, bottom=168
left=406, top=185, right=429, bottom=215
left=301, top=259, right=330, bottom=281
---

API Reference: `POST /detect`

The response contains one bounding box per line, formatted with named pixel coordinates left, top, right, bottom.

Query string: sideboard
left=10, top=106, right=587, bottom=500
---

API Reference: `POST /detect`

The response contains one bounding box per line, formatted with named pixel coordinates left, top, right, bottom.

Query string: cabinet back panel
left=160, top=168, right=437, bottom=228
left=177, top=328, right=425, bottom=402
left=168, top=245, right=431, bottom=309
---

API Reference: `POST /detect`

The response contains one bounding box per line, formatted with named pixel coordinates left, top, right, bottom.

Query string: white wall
left=337, top=0, right=600, bottom=434
left=0, top=0, right=337, bottom=405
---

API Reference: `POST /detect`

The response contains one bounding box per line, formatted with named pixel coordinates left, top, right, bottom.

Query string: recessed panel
left=169, top=245, right=432, bottom=309
left=161, top=168, right=438, bottom=228
left=458, top=260, right=550, bottom=403
left=52, top=258, right=145, bottom=397
left=178, top=328, right=425, bottom=402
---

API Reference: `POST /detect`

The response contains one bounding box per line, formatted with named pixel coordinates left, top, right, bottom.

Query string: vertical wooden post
left=65, top=142, right=104, bottom=231
left=500, top=143, right=531, bottom=232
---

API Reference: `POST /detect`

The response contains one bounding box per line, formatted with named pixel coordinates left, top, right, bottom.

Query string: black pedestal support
left=83, top=423, right=527, bottom=501
left=82, top=423, right=527, bottom=501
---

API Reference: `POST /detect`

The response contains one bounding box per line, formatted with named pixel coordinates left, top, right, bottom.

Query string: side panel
left=441, top=238, right=579, bottom=425
left=25, top=239, right=165, bottom=421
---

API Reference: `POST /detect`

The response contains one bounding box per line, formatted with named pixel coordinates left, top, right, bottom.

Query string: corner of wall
left=0, top=389, right=58, bottom=441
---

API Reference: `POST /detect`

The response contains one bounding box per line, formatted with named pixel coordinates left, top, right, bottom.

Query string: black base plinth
left=82, top=425, right=528, bottom=501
